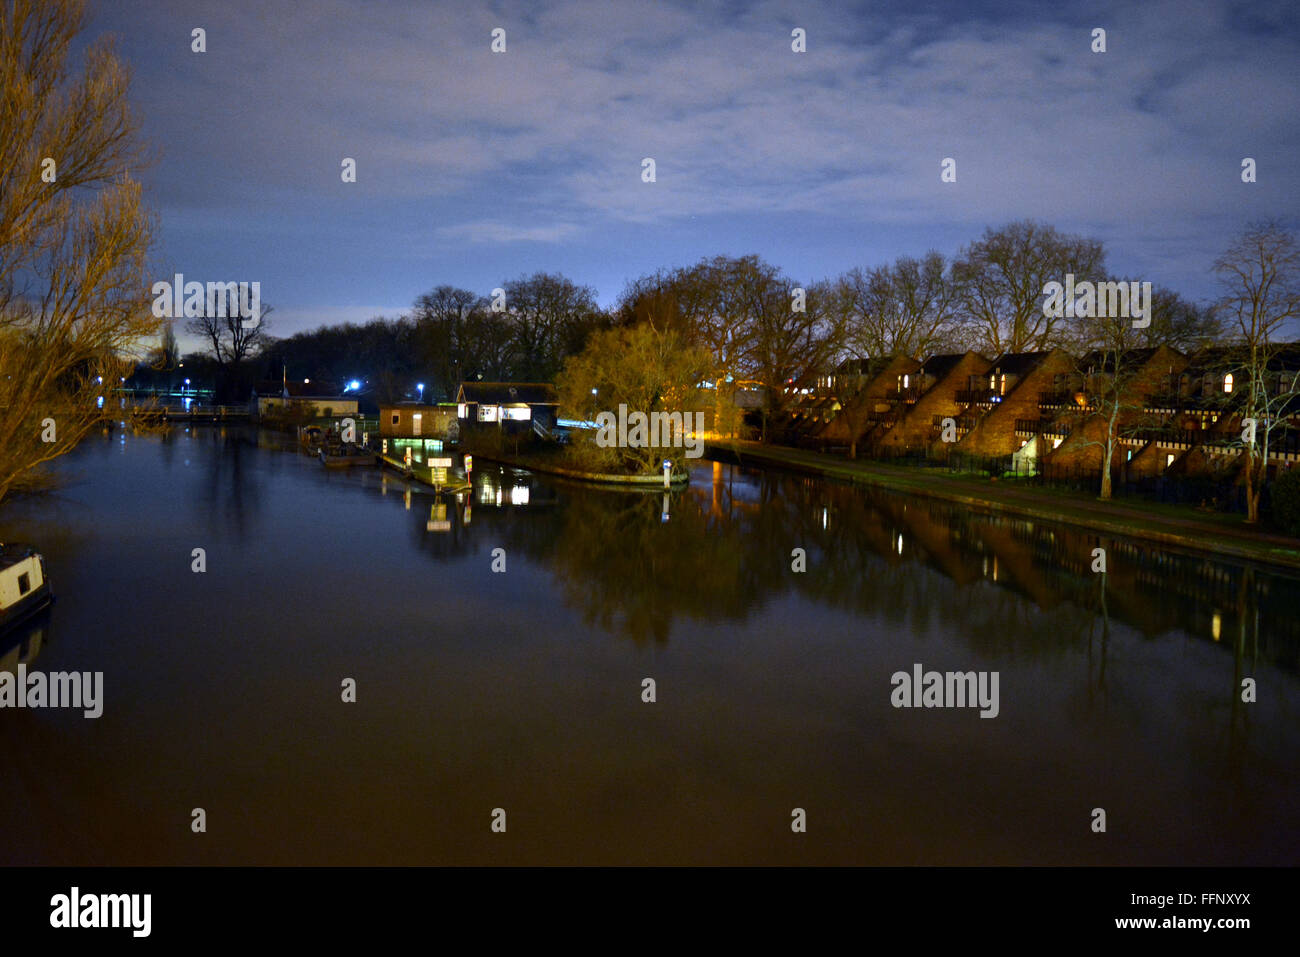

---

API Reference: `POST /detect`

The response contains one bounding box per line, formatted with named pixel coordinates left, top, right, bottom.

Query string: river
left=1, top=425, right=1297, bottom=864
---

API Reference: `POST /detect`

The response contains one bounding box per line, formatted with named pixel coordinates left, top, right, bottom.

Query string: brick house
left=877, top=351, right=992, bottom=453
left=951, top=350, right=1077, bottom=458
left=813, top=355, right=921, bottom=453
left=1041, top=346, right=1189, bottom=477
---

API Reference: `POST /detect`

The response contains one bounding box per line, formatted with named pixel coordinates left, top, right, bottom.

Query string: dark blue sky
left=88, top=0, right=1300, bottom=345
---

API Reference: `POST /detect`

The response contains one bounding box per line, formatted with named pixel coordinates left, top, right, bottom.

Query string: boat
left=319, top=443, right=376, bottom=468
left=0, top=543, right=54, bottom=637
left=300, top=425, right=325, bottom=452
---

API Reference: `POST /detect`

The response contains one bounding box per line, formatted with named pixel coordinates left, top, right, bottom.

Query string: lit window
left=503, top=406, right=531, bottom=421
left=457, top=402, right=468, bottom=418
left=902, top=374, right=910, bottom=389
left=478, top=405, right=499, bottom=422
left=1224, top=373, right=1233, bottom=393
left=1166, top=453, right=1175, bottom=468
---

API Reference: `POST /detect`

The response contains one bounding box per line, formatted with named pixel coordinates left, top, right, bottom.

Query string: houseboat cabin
left=0, top=544, right=53, bottom=635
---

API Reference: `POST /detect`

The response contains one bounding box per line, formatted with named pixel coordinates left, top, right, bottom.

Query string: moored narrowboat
left=0, top=544, right=54, bottom=636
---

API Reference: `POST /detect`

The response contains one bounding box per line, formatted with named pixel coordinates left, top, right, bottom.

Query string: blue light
left=347, top=379, right=361, bottom=392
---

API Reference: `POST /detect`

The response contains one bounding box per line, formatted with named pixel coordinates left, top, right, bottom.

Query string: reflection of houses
left=878, top=352, right=991, bottom=454
left=456, top=382, right=559, bottom=436
left=380, top=402, right=458, bottom=439
left=249, top=381, right=357, bottom=422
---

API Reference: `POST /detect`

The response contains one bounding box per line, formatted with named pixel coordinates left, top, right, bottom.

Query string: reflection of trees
left=198, top=426, right=262, bottom=539
left=542, top=490, right=758, bottom=644
left=381, top=458, right=1300, bottom=671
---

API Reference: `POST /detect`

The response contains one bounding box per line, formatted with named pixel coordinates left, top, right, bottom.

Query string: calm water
left=1, top=426, right=1297, bottom=865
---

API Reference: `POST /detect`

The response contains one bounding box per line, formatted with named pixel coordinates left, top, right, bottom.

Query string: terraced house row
left=778, top=345, right=1300, bottom=483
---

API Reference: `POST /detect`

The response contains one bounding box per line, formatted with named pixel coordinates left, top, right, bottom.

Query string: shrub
left=1270, top=467, right=1300, bottom=536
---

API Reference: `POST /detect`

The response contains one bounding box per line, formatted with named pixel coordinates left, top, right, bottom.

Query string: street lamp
left=417, top=382, right=425, bottom=401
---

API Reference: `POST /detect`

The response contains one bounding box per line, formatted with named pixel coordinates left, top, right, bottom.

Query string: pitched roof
left=918, top=352, right=973, bottom=379
left=458, top=382, right=559, bottom=405
left=987, top=352, right=1051, bottom=377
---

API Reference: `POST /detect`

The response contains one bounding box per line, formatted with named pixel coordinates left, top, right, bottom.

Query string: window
left=1166, top=453, right=1175, bottom=468
left=17, top=572, right=30, bottom=595
left=390, top=413, right=400, bottom=426
left=503, top=406, right=531, bottom=421
left=412, top=413, right=422, bottom=436
left=1224, top=373, right=1234, bottom=393
left=478, top=405, right=499, bottom=422
left=902, top=374, right=910, bottom=389
left=457, top=403, right=468, bottom=419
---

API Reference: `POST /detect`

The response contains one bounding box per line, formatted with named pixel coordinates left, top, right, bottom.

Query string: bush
left=1270, top=467, right=1300, bottom=536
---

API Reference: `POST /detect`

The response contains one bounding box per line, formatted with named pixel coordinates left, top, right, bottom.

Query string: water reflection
left=3, top=429, right=1296, bottom=866
left=385, top=459, right=1299, bottom=674
left=0, top=609, right=52, bottom=674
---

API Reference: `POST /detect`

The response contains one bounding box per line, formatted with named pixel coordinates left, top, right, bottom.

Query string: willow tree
left=557, top=322, right=711, bottom=476
left=0, top=0, right=157, bottom=503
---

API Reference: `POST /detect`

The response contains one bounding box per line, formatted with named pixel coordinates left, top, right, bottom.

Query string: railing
left=1037, top=391, right=1075, bottom=409
left=884, top=388, right=923, bottom=402
left=955, top=389, right=996, bottom=405
left=1015, top=418, right=1070, bottom=438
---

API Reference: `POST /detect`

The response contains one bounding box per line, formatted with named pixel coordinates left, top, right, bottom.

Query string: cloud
left=437, top=221, right=580, bottom=244
left=90, top=0, right=1300, bottom=331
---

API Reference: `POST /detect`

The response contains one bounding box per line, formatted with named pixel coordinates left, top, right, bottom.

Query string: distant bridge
left=123, top=404, right=251, bottom=422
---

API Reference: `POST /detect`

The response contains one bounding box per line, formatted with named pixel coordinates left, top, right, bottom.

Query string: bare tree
left=1135, top=287, right=1222, bottom=352
left=839, top=252, right=958, bottom=358
left=1213, top=221, right=1300, bottom=524
left=412, top=284, right=481, bottom=399
left=953, top=220, right=1106, bottom=355
left=501, top=272, right=603, bottom=381
left=0, top=0, right=158, bottom=502
left=186, top=298, right=272, bottom=375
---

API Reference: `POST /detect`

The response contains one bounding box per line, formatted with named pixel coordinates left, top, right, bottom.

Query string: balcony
left=955, top=388, right=997, bottom=406
left=1037, top=391, right=1077, bottom=410
left=1016, top=418, right=1070, bottom=439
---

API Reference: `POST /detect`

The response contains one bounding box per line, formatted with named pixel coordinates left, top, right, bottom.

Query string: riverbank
left=463, top=446, right=688, bottom=486
left=707, top=440, right=1300, bottom=569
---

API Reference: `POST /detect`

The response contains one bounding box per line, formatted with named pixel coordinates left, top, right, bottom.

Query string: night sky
left=88, top=0, right=1300, bottom=343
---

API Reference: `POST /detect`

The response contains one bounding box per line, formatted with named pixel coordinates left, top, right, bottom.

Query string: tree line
left=179, top=218, right=1234, bottom=410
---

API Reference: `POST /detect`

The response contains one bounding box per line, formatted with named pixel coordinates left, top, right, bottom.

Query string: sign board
left=463, top=455, right=473, bottom=472
left=430, top=467, right=448, bottom=485
left=428, top=457, right=453, bottom=468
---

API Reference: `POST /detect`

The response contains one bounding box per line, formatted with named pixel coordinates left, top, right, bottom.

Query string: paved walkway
left=706, top=441, right=1300, bottom=570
